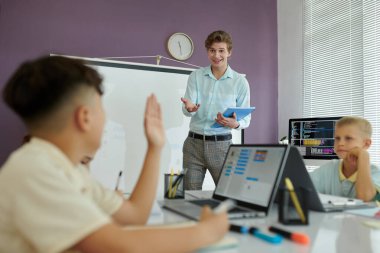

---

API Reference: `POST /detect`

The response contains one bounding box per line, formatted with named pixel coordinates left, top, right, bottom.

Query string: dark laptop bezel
left=211, top=144, right=290, bottom=215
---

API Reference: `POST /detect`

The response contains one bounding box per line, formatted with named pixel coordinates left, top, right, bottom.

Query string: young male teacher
left=181, top=30, right=251, bottom=190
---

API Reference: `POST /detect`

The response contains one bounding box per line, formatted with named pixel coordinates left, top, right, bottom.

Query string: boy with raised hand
left=0, top=56, right=229, bottom=253
left=310, top=116, right=380, bottom=202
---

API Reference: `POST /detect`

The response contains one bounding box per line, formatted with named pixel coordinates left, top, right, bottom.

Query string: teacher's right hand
left=181, top=97, right=200, bottom=112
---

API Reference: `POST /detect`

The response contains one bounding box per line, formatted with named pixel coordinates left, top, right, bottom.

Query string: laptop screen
left=214, top=145, right=288, bottom=207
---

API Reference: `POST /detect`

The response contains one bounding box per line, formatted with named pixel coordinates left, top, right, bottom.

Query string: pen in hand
left=214, top=199, right=236, bottom=214
left=115, top=170, right=123, bottom=191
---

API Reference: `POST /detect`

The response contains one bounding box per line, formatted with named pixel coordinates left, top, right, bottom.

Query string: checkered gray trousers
left=183, top=136, right=232, bottom=190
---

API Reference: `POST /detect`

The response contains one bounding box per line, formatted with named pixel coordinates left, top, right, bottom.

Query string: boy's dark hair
left=3, top=56, right=103, bottom=125
left=204, top=30, right=233, bottom=52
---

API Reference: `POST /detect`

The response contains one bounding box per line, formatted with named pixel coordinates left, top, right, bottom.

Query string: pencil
left=168, top=168, right=174, bottom=198
left=171, top=175, right=183, bottom=198
left=165, top=168, right=187, bottom=198
left=115, top=171, right=123, bottom=191
left=284, top=177, right=306, bottom=223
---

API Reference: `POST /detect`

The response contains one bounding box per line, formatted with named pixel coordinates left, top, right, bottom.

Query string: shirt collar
left=204, top=65, right=233, bottom=80
left=338, top=160, right=357, bottom=182
left=29, top=137, right=77, bottom=172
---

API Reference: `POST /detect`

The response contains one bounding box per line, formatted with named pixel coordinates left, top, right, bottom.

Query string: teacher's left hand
left=215, top=112, right=239, bottom=128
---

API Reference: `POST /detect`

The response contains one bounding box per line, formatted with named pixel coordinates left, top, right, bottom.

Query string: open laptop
left=163, top=144, right=290, bottom=220
left=278, top=146, right=375, bottom=212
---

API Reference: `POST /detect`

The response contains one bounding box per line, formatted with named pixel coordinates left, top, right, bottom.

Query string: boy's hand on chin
left=347, top=147, right=368, bottom=158
left=346, top=147, right=368, bottom=169
left=347, top=154, right=358, bottom=169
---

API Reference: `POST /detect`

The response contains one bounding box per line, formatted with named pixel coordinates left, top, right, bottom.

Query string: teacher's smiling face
left=207, top=42, right=231, bottom=72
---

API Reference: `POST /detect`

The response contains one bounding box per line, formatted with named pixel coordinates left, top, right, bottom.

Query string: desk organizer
left=278, top=187, right=310, bottom=225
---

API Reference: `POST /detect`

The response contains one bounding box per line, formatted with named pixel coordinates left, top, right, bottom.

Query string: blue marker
left=230, top=224, right=250, bottom=234
left=230, top=224, right=283, bottom=244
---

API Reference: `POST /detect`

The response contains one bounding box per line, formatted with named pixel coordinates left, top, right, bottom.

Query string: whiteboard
left=68, top=57, right=242, bottom=199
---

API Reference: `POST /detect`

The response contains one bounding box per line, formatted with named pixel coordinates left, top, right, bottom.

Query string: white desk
left=159, top=191, right=380, bottom=253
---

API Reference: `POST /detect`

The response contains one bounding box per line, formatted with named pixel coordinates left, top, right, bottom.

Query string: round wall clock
left=167, top=32, right=194, bottom=61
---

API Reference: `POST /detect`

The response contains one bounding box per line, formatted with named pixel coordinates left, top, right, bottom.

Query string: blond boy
left=0, top=56, right=229, bottom=253
left=310, top=116, right=380, bottom=202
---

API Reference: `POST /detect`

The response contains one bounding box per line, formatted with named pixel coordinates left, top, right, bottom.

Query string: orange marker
left=268, top=226, right=310, bottom=245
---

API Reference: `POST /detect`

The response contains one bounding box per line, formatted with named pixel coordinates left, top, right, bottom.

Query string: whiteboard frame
left=53, top=54, right=244, bottom=194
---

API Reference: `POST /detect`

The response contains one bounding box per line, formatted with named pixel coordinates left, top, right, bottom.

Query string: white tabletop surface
left=156, top=191, right=380, bottom=253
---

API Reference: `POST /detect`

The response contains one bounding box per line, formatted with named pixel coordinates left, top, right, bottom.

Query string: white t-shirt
left=0, top=138, right=123, bottom=253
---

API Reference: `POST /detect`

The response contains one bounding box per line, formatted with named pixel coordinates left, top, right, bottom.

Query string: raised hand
left=144, top=94, right=165, bottom=148
left=181, top=97, right=200, bottom=112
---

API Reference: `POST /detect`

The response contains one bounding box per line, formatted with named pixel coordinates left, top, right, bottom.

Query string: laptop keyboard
left=189, top=199, right=252, bottom=213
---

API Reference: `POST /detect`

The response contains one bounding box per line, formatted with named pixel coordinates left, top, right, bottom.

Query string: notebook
left=163, top=144, right=290, bottom=220
left=278, top=146, right=376, bottom=212
left=345, top=207, right=380, bottom=220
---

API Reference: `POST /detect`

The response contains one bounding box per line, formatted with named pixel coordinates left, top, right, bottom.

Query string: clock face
left=167, top=33, right=194, bottom=61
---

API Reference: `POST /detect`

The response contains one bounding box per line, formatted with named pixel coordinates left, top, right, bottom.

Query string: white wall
left=277, top=0, right=303, bottom=140
left=277, top=3, right=330, bottom=168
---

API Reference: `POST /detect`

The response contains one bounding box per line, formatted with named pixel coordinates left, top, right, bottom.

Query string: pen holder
left=278, top=187, right=309, bottom=225
left=164, top=173, right=185, bottom=199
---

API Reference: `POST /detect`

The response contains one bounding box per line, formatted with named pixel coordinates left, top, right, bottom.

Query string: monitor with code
left=288, top=117, right=342, bottom=159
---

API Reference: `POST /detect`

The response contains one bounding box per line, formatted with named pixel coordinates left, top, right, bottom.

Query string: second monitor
left=289, top=116, right=342, bottom=160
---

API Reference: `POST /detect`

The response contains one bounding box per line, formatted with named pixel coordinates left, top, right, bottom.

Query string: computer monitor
left=288, top=117, right=342, bottom=159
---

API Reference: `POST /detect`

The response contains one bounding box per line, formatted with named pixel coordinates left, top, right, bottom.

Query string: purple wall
left=0, top=0, right=278, bottom=163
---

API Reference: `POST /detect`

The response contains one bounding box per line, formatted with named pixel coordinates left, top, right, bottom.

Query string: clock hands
left=168, top=33, right=194, bottom=60
left=178, top=41, right=182, bottom=55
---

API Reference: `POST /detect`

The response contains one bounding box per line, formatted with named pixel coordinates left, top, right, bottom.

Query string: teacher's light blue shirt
left=182, top=65, right=251, bottom=135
